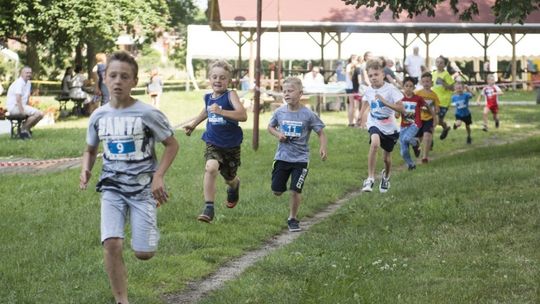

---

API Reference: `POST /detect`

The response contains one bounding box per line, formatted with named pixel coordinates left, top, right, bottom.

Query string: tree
left=341, top=0, right=540, bottom=24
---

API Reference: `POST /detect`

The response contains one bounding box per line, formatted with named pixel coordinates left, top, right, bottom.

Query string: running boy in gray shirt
left=79, top=51, right=179, bottom=304
left=268, top=77, right=328, bottom=232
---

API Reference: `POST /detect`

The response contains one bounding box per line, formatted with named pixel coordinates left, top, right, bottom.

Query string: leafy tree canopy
left=342, top=0, right=540, bottom=24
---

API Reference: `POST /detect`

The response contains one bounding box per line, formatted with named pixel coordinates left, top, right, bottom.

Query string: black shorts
left=416, top=119, right=434, bottom=137
left=368, top=126, right=399, bottom=153
left=271, top=160, right=309, bottom=193
left=456, top=114, right=473, bottom=125
left=204, top=144, right=241, bottom=181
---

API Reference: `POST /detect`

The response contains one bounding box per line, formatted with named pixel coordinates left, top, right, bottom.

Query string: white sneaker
left=379, top=169, right=390, bottom=193
left=362, top=178, right=374, bottom=192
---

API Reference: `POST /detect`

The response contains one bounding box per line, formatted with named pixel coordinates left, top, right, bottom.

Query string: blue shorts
left=271, top=160, right=309, bottom=193
left=368, top=126, right=399, bottom=153
left=101, top=190, right=159, bottom=252
left=438, top=107, right=449, bottom=119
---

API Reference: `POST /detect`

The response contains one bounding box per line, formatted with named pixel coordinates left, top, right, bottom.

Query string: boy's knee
left=135, top=251, right=155, bottom=260
left=205, top=161, right=219, bottom=175
left=103, top=238, right=123, bottom=254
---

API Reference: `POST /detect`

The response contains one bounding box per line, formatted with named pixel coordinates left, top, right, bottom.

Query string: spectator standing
left=404, top=46, right=426, bottom=84
left=6, top=66, right=43, bottom=139
left=147, top=68, right=163, bottom=109
left=93, top=52, right=110, bottom=105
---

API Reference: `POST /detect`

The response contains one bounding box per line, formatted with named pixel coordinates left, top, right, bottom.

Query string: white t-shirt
left=363, top=82, right=404, bottom=135
left=404, top=54, right=425, bottom=78
left=6, top=77, right=31, bottom=111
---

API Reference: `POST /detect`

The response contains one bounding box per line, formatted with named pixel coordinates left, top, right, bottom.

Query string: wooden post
left=253, top=0, right=262, bottom=150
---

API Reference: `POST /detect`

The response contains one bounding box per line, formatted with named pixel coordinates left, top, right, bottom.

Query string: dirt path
left=163, top=189, right=363, bottom=304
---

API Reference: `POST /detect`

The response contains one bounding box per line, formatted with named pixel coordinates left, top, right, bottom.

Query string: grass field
left=0, top=91, right=538, bottom=303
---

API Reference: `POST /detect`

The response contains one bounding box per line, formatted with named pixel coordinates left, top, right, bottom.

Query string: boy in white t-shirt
left=359, top=59, right=405, bottom=193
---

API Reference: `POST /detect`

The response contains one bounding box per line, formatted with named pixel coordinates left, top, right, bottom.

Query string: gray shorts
left=101, top=190, right=159, bottom=252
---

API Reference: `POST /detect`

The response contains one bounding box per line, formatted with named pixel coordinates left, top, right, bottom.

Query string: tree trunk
left=75, top=42, right=83, bottom=69
left=26, top=34, right=40, bottom=77
left=86, top=42, right=96, bottom=80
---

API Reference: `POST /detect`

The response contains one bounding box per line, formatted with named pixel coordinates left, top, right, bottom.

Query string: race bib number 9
left=107, top=140, right=136, bottom=154
left=281, top=120, right=303, bottom=138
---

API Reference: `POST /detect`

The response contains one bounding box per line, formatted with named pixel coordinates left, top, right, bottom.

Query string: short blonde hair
left=365, top=58, right=384, bottom=71
left=208, top=60, right=234, bottom=76
left=282, top=77, right=303, bottom=91
left=96, top=53, right=107, bottom=63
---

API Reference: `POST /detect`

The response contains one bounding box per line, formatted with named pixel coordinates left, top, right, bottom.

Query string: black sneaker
left=379, top=169, right=390, bottom=193
left=495, top=119, right=500, bottom=128
left=287, top=218, right=301, bottom=232
left=482, top=125, right=488, bottom=132
left=197, top=205, right=214, bottom=223
left=440, top=126, right=450, bottom=140
left=412, top=139, right=421, bottom=158
left=466, top=136, right=472, bottom=144
left=408, top=164, right=416, bottom=171
left=20, top=130, right=31, bottom=140
left=226, top=179, right=240, bottom=208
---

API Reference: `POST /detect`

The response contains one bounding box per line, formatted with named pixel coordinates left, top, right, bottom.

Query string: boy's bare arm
left=152, top=136, right=179, bottom=206
left=184, top=108, right=208, bottom=136
left=317, top=129, right=328, bottom=161
left=80, top=145, right=99, bottom=190
left=268, top=125, right=286, bottom=142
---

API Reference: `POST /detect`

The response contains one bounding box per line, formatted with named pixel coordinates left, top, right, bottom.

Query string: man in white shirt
left=303, top=66, right=325, bottom=90
left=404, top=46, right=426, bottom=85
left=6, top=66, right=43, bottom=139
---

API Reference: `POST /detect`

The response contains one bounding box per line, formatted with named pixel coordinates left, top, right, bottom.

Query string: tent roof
left=209, top=0, right=540, bottom=33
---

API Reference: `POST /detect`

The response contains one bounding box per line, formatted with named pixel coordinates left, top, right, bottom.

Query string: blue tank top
left=201, top=91, right=243, bottom=148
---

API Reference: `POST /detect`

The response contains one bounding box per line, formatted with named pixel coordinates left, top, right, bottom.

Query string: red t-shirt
left=401, top=94, right=425, bottom=128
left=482, top=85, right=501, bottom=107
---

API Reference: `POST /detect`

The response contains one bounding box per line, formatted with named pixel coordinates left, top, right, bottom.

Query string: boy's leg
left=129, top=190, right=158, bottom=260
left=438, top=107, right=451, bottom=139
left=104, top=238, right=129, bottom=304
left=399, top=125, right=417, bottom=168
left=289, top=191, right=302, bottom=220
left=101, top=191, right=129, bottom=303
left=483, top=106, right=489, bottom=130
left=422, top=132, right=432, bottom=161
left=204, top=159, right=220, bottom=202
left=368, top=133, right=381, bottom=179
left=383, top=150, right=392, bottom=177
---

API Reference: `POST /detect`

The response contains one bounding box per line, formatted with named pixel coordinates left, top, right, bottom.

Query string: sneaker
left=495, top=119, right=500, bottom=128
left=287, top=218, right=301, bottom=232
left=408, top=164, right=416, bottom=171
left=361, top=178, right=374, bottom=192
left=421, top=158, right=429, bottom=164
left=379, top=169, right=390, bottom=193
left=225, top=179, right=240, bottom=208
left=466, top=136, right=472, bottom=144
left=412, top=140, right=421, bottom=158
left=453, top=123, right=458, bottom=130
left=440, top=126, right=450, bottom=140
left=197, top=205, right=214, bottom=223
left=482, top=125, right=488, bottom=132
left=20, top=130, right=31, bottom=140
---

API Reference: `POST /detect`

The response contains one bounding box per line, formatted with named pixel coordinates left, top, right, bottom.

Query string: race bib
left=107, top=139, right=136, bottom=154
left=281, top=120, right=303, bottom=138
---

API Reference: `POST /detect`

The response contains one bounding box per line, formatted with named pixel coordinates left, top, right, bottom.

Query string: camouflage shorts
left=204, top=144, right=241, bottom=181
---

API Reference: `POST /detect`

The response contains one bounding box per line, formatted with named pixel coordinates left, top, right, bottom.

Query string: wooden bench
left=6, top=114, right=29, bottom=139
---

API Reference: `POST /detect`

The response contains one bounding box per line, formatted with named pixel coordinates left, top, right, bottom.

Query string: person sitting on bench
left=6, top=66, right=43, bottom=139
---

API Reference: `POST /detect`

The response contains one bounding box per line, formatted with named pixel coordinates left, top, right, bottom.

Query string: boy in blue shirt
left=184, top=60, right=247, bottom=223
left=268, top=77, right=328, bottom=232
left=451, top=82, right=474, bottom=144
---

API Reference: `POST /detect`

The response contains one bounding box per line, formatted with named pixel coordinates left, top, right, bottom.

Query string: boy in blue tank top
left=80, top=51, right=179, bottom=304
left=184, top=60, right=247, bottom=223
left=268, top=77, right=328, bottom=232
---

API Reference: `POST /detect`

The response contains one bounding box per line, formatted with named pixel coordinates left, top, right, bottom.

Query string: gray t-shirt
left=269, top=105, right=325, bottom=163
left=86, top=100, right=174, bottom=195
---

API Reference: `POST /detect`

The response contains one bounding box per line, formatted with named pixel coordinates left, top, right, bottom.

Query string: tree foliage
left=342, top=0, right=540, bottom=24
left=0, top=0, right=200, bottom=78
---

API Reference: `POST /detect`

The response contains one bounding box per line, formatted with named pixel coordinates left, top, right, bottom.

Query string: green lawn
left=0, top=91, right=538, bottom=303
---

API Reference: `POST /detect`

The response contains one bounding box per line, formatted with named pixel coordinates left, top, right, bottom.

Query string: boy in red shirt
left=478, top=74, right=503, bottom=131
left=399, top=77, right=435, bottom=170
